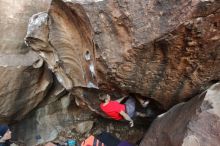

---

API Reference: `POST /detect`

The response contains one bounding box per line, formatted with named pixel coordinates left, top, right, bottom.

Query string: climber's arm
left=119, top=111, right=134, bottom=127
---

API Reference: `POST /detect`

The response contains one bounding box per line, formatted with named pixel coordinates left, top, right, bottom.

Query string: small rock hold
left=184, top=21, right=194, bottom=30
left=210, top=36, right=220, bottom=41
left=187, top=41, right=197, bottom=47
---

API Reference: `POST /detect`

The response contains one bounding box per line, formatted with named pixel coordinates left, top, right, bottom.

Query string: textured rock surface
left=25, top=0, right=97, bottom=90
left=25, top=0, right=220, bottom=111
left=0, top=0, right=52, bottom=122
left=140, top=82, right=220, bottom=146
left=82, top=0, right=220, bottom=109
left=0, top=66, right=51, bottom=122
left=0, top=0, right=219, bottom=145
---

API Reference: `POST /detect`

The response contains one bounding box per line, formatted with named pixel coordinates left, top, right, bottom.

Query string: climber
left=99, top=94, right=149, bottom=127
left=0, top=125, right=12, bottom=146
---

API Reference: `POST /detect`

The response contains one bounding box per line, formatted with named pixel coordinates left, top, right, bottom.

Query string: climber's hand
left=129, top=120, right=134, bottom=127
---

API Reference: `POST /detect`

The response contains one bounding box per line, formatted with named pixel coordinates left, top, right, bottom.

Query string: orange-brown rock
left=1, top=0, right=219, bottom=145
left=25, top=0, right=220, bottom=110
left=84, top=0, right=220, bottom=109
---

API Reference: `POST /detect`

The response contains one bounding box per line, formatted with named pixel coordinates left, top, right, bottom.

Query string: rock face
left=0, top=0, right=220, bottom=145
left=25, top=0, right=96, bottom=90
left=0, top=0, right=52, bottom=122
left=0, top=65, right=51, bottom=122
left=81, top=0, right=220, bottom=109
left=140, top=82, right=220, bottom=146
left=25, top=0, right=220, bottom=111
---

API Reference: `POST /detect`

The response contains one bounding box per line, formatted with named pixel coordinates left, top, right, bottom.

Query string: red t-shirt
left=100, top=101, right=126, bottom=120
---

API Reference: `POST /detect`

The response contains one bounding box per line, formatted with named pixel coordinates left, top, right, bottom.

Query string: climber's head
left=99, top=94, right=111, bottom=103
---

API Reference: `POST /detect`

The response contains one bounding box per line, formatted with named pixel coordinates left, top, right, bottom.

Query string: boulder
left=140, top=82, right=220, bottom=146
left=25, top=0, right=97, bottom=90
left=81, top=0, right=220, bottom=109
left=2, top=0, right=219, bottom=145
left=25, top=0, right=220, bottom=110
left=0, top=0, right=52, bottom=122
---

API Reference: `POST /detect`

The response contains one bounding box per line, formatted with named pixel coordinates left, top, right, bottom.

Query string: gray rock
left=140, top=83, right=220, bottom=146
left=75, top=121, right=94, bottom=134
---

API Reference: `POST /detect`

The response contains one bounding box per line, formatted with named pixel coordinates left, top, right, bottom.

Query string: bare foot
left=136, top=112, right=147, bottom=117
left=142, top=100, right=149, bottom=108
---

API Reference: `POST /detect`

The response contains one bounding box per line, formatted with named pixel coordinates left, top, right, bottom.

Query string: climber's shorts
left=125, top=97, right=136, bottom=118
